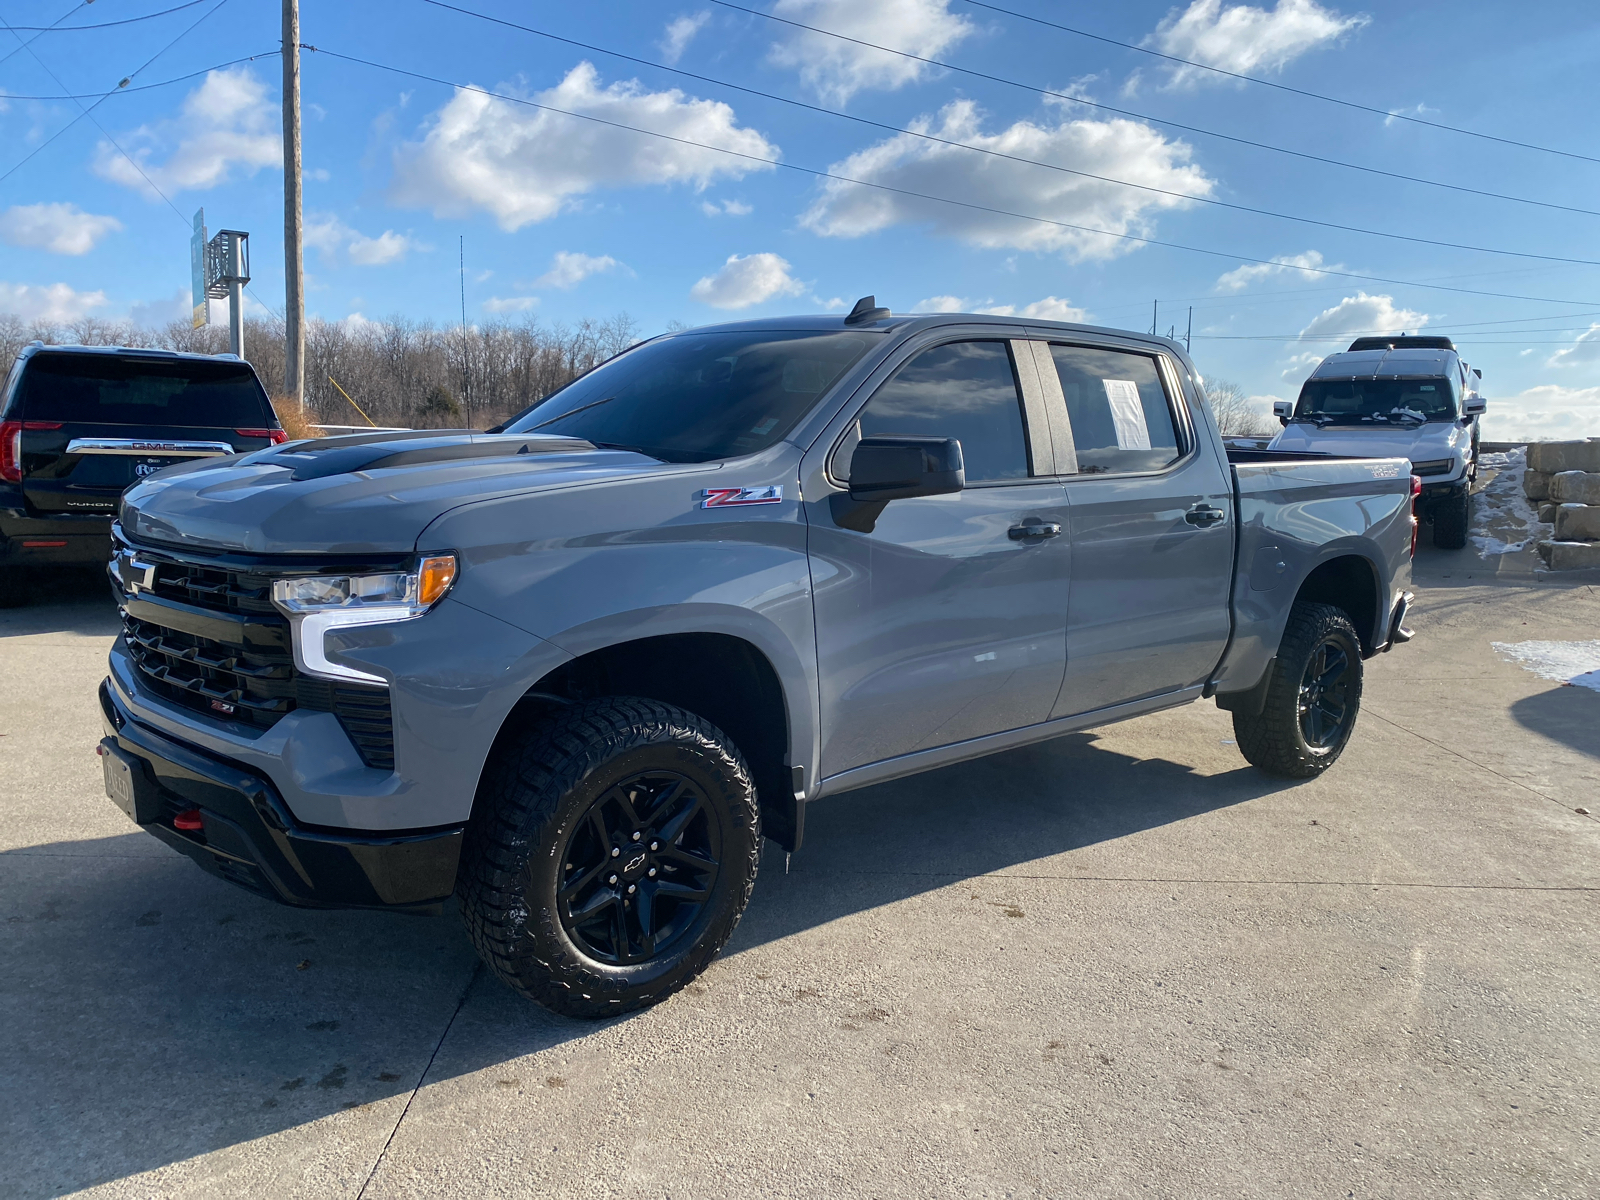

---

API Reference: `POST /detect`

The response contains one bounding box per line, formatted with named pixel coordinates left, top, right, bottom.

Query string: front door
left=1037, top=341, right=1235, bottom=717
left=807, top=338, right=1071, bottom=779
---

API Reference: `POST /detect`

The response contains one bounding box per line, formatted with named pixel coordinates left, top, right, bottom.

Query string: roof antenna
left=843, top=295, right=891, bottom=325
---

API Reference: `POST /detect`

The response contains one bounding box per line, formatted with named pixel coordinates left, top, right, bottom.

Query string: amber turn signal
left=418, top=555, right=457, bottom=607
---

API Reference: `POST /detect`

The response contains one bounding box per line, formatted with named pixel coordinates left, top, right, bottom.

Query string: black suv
left=1, top=344, right=286, bottom=598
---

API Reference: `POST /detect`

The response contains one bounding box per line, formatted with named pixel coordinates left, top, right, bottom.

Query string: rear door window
left=18, top=354, right=273, bottom=427
left=856, top=340, right=1030, bottom=483
left=1047, top=345, right=1180, bottom=474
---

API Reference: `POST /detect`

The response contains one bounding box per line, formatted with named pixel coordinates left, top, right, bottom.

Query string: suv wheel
left=1432, top=487, right=1470, bottom=550
left=1233, top=602, right=1364, bottom=779
left=456, top=697, right=760, bottom=1018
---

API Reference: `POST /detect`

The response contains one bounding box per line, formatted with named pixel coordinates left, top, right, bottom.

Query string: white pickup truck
left=1270, top=336, right=1486, bottom=548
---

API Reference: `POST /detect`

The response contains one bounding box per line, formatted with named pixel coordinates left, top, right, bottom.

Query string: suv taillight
left=0, top=420, right=61, bottom=482
left=236, top=428, right=289, bottom=444
left=1410, top=474, right=1422, bottom=557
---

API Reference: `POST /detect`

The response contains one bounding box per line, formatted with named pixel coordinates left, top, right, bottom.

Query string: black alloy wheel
left=1231, top=601, right=1364, bottom=779
left=1297, top=637, right=1353, bottom=751
left=456, top=696, right=760, bottom=1017
left=557, top=771, right=722, bottom=966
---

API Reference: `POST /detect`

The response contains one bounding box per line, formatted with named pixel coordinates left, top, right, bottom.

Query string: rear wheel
left=456, top=697, right=760, bottom=1018
left=1432, top=487, right=1470, bottom=549
left=1233, top=602, right=1363, bottom=779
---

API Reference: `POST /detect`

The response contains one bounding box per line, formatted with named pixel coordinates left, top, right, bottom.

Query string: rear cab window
left=18, top=353, right=275, bottom=428
left=1045, top=344, right=1183, bottom=475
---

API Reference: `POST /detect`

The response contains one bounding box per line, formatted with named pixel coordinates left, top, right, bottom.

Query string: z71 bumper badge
left=701, top=486, right=783, bottom=508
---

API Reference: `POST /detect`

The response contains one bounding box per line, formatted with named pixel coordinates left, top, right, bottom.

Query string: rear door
left=15, top=353, right=279, bottom=517
left=805, top=334, right=1072, bottom=778
left=1035, top=340, right=1235, bottom=717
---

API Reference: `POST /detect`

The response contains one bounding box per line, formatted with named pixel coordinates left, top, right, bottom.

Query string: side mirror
left=1273, top=400, right=1292, bottom=427
left=848, top=436, right=964, bottom=501
left=1463, top=396, right=1487, bottom=417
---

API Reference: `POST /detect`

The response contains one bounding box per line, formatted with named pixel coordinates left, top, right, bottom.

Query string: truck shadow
left=1508, top=684, right=1600, bottom=761
left=0, top=566, right=121, bottom=638
left=4, top=730, right=1296, bottom=1196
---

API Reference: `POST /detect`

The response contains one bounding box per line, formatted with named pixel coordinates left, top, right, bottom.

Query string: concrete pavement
left=0, top=540, right=1595, bottom=1199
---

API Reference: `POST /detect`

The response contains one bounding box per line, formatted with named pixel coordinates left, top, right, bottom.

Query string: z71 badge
left=701, top=486, right=783, bottom=508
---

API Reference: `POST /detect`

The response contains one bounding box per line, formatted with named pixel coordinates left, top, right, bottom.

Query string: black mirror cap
left=848, top=435, right=964, bottom=501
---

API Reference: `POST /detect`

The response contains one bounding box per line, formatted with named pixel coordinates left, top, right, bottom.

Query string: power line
left=3, top=0, right=211, bottom=34
left=706, top=0, right=1599, bottom=220
left=420, top=0, right=1600, bottom=270
left=307, top=45, right=1600, bottom=308
left=0, top=1, right=89, bottom=70
left=0, top=0, right=236, bottom=187
left=0, top=52, right=279, bottom=100
left=955, top=0, right=1600, bottom=166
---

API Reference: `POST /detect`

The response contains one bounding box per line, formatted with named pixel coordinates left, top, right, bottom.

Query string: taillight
left=1410, top=474, right=1422, bottom=557
left=236, top=428, right=289, bottom=444
left=0, top=421, right=20, bottom=483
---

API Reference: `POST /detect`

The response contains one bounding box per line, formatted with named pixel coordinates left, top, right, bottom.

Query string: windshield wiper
left=588, top=440, right=660, bottom=459
left=525, top=395, right=615, bottom=431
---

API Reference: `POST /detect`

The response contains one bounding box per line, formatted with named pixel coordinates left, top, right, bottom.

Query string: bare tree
left=1204, top=378, right=1281, bottom=437
left=0, top=310, right=643, bottom=431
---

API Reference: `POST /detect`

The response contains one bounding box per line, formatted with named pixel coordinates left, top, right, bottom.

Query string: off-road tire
left=1432, top=487, right=1470, bottom=549
left=456, top=697, right=761, bottom=1018
left=1233, top=602, right=1363, bottom=779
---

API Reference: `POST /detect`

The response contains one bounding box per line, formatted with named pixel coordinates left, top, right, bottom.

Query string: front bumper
left=1417, top=476, right=1468, bottom=515
left=99, top=679, right=462, bottom=910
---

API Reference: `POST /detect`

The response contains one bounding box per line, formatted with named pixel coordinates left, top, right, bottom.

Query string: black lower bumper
left=1418, top=478, right=1467, bottom=516
left=0, top=503, right=114, bottom=566
left=98, top=679, right=462, bottom=911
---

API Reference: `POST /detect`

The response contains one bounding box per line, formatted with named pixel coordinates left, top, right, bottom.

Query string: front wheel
left=1233, top=602, right=1364, bottom=779
left=1432, top=487, right=1470, bottom=549
left=456, top=697, right=761, bottom=1018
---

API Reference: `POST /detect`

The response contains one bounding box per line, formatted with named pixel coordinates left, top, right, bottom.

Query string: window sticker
left=1101, top=379, right=1150, bottom=450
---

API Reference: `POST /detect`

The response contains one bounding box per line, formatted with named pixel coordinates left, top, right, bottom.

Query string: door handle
left=1008, top=521, right=1062, bottom=540
left=1184, top=505, right=1227, bottom=527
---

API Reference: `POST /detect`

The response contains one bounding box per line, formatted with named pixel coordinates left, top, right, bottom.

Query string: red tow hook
left=173, top=809, right=204, bottom=832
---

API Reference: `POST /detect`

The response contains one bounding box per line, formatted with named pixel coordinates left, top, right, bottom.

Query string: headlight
left=271, top=555, right=456, bottom=683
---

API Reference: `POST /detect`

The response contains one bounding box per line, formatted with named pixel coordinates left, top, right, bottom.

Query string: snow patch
left=1471, top=447, right=1544, bottom=555
left=1491, top=639, right=1600, bottom=691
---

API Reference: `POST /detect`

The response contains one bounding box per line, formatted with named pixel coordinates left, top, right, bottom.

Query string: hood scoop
left=258, top=431, right=595, bottom=481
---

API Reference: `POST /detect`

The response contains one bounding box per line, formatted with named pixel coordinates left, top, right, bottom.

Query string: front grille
left=116, top=542, right=397, bottom=771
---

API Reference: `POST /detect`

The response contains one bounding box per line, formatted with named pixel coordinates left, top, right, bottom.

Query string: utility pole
left=459, top=236, right=472, bottom=428
left=282, top=0, right=305, bottom=413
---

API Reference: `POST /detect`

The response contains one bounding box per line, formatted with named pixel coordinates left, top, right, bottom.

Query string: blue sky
left=3, top=0, right=1599, bottom=437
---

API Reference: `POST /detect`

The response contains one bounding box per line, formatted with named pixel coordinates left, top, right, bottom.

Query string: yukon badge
left=700, top=486, right=783, bottom=508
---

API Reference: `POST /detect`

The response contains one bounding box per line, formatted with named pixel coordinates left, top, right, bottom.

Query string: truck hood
left=120, top=430, right=687, bottom=555
left=1268, top=420, right=1470, bottom=465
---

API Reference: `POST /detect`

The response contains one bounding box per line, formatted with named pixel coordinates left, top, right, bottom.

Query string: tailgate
left=20, top=425, right=241, bottom=516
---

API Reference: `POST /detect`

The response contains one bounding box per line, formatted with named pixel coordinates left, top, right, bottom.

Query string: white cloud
left=391, top=63, right=778, bottom=231
left=689, top=252, right=806, bottom=309
left=1297, top=292, right=1427, bottom=342
left=482, top=295, right=541, bottom=314
left=661, top=12, right=710, bottom=64
left=304, top=214, right=421, bottom=266
left=128, top=290, right=192, bottom=328
left=1484, top=385, right=1600, bottom=441
left=769, top=0, right=975, bottom=106
left=802, top=100, right=1213, bottom=261
left=1216, top=249, right=1337, bottom=291
left=1547, top=323, right=1600, bottom=368
left=1146, top=0, right=1368, bottom=89
left=912, top=294, right=1090, bottom=321
left=532, top=251, right=621, bottom=289
left=700, top=198, right=753, bottom=216
left=814, top=295, right=847, bottom=311
left=94, top=68, right=281, bottom=195
left=1384, top=101, right=1438, bottom=128
left=0, top=203, right=122, bottom=255
left=0, top=281, right=108, bottom=323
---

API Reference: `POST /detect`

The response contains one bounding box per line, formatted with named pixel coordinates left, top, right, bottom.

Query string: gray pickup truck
left=99, top=302, right=1416, bottom=1016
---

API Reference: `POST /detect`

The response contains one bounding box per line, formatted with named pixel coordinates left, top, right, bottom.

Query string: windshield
left=504, top=330, right=880, bottom=462
left=1293, top=376, right=1459, bottom=425
left=19, top=353, right=273, bottom=427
